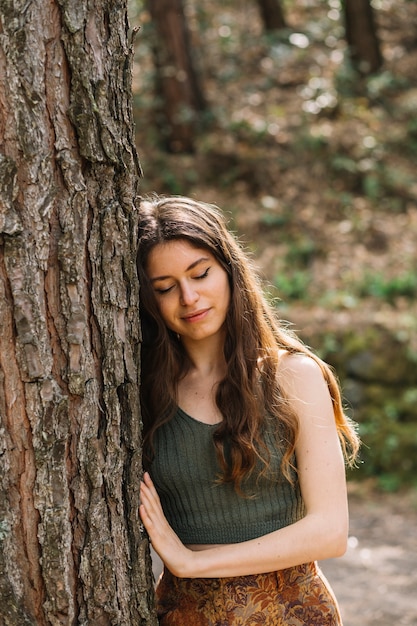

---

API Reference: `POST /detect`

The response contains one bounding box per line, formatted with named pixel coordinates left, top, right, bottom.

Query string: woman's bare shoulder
left=276, top=350, right=327, bottom=396
left=277, top=350, right=321, bottom=374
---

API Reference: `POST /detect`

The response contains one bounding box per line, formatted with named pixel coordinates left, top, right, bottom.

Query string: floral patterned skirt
left=155, top=561, right=342, bottom=626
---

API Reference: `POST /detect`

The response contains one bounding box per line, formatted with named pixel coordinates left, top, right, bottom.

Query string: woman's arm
left=140, top=354, right=349, bottom=578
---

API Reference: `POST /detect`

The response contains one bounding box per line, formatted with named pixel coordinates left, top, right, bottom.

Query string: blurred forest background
left=129, top=0, right=417, bottom=493
left=130, top=2, right=417, bottom=622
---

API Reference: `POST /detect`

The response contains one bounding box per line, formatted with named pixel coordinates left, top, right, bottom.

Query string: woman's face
left=146, top=239, right=231, bottom=347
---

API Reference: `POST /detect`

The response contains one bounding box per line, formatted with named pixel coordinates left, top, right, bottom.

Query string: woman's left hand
left=140, top=472, right=194, bottom=577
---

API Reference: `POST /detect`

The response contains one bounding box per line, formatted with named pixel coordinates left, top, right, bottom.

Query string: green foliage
left=286, top=236, right=317, bottom=267
left=228, top=119, right=268, bottom=144
left=358, top=418, right=417, bottom=490
left=356, top=271, right=417, bottom=303
left=259, top=212, right=292, bottom=229
left=273, top=269, right=311, bottom=301
left=362, top=173, right=382, bottom=200
left=293, top=128, right=329, bottom=154
left=331, top=155, right=358, bottom=175
left=335, top=62, right=409, bottom=101
left=314, top=324, right=417, bottom=491
left=406, top=118, right=417, bottom=157
left=270, top=234, right=318, bottom=302
left=366, top=71, right=410, bottom=101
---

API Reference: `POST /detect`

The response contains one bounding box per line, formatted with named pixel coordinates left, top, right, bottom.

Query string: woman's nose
left=179, top=282, right=199, bottom=305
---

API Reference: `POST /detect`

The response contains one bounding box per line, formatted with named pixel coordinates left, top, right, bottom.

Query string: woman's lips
left=182, top=308, right=210, bottom=323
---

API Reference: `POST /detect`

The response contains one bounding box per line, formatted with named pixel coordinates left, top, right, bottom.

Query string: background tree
left=256, top=0, right=286, bottom=31
left=0, top=1, right=156, bottom=624
left=146, top=0, right=206, bottom=153
left=343, top=0, right=382, bottom=74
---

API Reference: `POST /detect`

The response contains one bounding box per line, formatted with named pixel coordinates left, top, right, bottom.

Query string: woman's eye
left=155, top=285, right=174, bottom=294
left=195, top=267, right=210, bottom=280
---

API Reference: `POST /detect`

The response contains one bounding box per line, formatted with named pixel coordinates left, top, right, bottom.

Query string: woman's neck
left=181, top=333, right=227, bottom=378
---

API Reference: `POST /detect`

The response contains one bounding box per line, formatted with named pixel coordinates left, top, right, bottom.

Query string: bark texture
left=0, top=0, right=156, bottom=624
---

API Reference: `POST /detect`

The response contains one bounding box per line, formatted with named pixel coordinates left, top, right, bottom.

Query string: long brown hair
left=137, top=195, right=359, bottom=491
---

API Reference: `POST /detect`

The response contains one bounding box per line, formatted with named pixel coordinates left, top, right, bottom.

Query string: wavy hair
left=137, top=195, right=359, bottom=491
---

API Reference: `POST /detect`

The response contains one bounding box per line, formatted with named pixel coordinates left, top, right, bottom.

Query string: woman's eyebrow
left=150, top=257, right=210, bottom=283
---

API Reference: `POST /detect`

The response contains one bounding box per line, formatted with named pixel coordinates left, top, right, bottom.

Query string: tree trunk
left=343, top=0, right=382, bottom=74
left=147, top=0, right=206, bottom=153
left=256, top=0, right=286, bottom=31
left=0, top=1, right=156, bottom=624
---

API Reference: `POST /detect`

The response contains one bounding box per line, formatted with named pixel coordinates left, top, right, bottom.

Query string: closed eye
left=194, top=267, right=210, bottom=280
left=154, top=267, right=210, bottom=294
left=155, top=285, right=174, bottom=294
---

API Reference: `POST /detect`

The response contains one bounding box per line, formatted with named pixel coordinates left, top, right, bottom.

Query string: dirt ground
left=320, top=484, right=417, bottom=626
left=151, top=484, right=417, bottom=625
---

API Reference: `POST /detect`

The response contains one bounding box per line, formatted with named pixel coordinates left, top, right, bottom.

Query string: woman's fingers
left=142, top=472, right=162, bottom=506
left=141, top=473, right=161, bottom=512
left=139, top=473, right=194, bottom=577
left=140, top=473, right=169, bottom=538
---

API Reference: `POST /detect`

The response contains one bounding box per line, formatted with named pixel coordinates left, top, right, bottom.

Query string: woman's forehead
left=146, top=240, right=215, bottom=278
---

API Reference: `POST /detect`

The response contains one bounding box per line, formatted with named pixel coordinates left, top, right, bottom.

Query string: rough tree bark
left=147, top=0, right=206, bottom=153
left=343, top=0, right=382, bottom=74
left=0, top=0, right=156, bottom=624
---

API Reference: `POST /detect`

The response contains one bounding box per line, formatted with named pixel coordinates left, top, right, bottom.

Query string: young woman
left=137, top=195, right=360, bottom=625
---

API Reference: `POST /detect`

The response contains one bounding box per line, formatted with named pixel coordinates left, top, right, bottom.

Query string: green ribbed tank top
left=150, top=407, right=306, bottom=544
